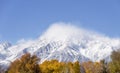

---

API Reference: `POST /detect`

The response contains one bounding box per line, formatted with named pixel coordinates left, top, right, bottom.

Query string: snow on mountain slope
left=0, top=42, right=11, bottom=60
left=0, top=22, right=120, bottom=67
left=0, top=42, right=11, bottom=51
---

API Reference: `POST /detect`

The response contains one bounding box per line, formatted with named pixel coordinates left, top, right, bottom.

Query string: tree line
left=0, top=49, right=120, bottom=73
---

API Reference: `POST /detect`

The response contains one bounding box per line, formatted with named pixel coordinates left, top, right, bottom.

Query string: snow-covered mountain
left=0, top=22, right=120, bottom=67
left=0, top=42, right=11, bottom=60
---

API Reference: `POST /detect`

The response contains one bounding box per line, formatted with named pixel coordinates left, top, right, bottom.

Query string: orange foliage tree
left=7, top=53, right=41, bottom=73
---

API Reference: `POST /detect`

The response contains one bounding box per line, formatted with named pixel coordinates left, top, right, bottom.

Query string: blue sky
left=0, top=0, right=120, bottom=43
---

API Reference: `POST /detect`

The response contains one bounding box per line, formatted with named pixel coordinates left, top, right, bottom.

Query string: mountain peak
left=0, top=22, right=120, bottom=67
left=0, top=42, right=11, bottom=51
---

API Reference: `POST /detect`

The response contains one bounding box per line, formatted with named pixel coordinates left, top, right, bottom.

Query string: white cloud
left=41, top=22, right=109, bottom=42
left=16, top=22, right=120, bottom=46
left=16, top=38, right=34, bottom=45
left=17, top=39, right=26, bottom=44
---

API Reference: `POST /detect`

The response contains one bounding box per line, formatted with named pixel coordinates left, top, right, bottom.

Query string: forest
left=0, top=49, right=120, bottom=73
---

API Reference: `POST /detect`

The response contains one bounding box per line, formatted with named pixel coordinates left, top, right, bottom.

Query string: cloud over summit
left=41, top=22, right=113, bottom=42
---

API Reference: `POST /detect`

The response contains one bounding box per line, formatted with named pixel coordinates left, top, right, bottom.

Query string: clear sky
left=0, top=0, right=120, bottom=43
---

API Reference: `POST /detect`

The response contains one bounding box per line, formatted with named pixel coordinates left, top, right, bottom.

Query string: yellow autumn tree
left=108, top=50, right=120, bottom=73
left=73, top=61, right=81, bottom=73
left=40, top=60, right=80, bottom=73
left=40, top=60, right=64, bottom=73
left=82, top=61, right=104, bottom=73
left=7, top=53, right=41, bottom=73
